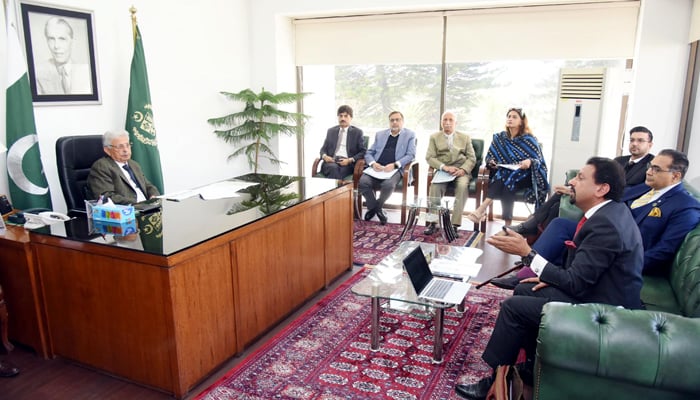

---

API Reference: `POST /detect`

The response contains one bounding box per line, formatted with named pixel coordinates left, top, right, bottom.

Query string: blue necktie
left=123, top=163, right=145, bottom=194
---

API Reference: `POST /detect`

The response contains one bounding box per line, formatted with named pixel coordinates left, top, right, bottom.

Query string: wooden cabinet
left=25, top=183, right=352, bottom=398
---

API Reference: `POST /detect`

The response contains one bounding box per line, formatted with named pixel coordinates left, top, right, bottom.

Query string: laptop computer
left=403, top=246, right=471, bottom=304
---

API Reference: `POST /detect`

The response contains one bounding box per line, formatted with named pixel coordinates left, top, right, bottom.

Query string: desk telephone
left=8, top=208, right=70, bottom=225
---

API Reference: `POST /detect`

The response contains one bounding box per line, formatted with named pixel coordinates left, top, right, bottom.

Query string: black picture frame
left=19, top=2, right=100, bottom=104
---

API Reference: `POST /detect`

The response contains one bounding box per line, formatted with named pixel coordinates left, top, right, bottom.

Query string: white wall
left=627, top=0, right=692, bottom=151
left=1, top=0, right=250, bottom=212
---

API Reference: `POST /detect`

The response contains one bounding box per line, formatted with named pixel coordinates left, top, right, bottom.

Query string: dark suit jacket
left=88, top=157, right=160, bottom=205
left=615, top=153, right=654, bottom=187
left=540, top=201, right=644, bottom=309
left=624, top=183, right=700, bottom=275
left=319, top=125, right=366, bottom=162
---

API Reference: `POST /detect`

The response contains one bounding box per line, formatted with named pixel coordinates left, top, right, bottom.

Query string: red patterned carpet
left=195, top=268, right=509, bottom=400
left=353, top=221, right=483, bottom=265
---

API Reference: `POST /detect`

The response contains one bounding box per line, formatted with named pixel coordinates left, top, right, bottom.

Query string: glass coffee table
left=351, top=241, right=482, bottom=363
left=400, top=197, right=459, bottom=242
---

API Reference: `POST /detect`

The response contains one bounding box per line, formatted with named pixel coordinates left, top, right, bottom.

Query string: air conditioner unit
left=549, top=68, right=624, bottom=186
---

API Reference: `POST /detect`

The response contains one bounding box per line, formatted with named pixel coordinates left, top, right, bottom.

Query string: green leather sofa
left=534, top=184, right=700, bottom=399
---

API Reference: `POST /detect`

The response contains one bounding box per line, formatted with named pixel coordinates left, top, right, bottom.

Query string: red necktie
left=574, top=216, right=587, bottom=238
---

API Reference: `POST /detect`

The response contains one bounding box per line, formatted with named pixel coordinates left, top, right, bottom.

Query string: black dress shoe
left=455, top=375, right=495, bottom=399
left=424, top=223, right=437, bottom=235
left=0, top=361, right=20, bottom=378
left=376, top=209, right=388, bottom=225
left=490, top=275, right=520, bottom=290
left=364, top=209, right=376, bottom=221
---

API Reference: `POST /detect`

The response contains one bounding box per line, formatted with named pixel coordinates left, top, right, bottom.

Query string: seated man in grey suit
left=318, top=105, right=366, bottom=179
left=88, top=130, right=160, bottom=204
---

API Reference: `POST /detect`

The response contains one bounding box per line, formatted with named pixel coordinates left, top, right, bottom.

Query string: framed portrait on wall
left=19, top=2, right=100, bottom=105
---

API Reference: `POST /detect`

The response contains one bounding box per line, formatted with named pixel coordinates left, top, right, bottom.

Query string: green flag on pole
left=5, top=0, right=52, bottom=210
left=125, top=12, right=164, bottom=193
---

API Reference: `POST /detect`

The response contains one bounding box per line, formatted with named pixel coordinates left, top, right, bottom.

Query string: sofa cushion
left=641, top=276, right=681, bottom=314
left=537, top=302, right=700, bottom=398
left=668, top=224, right=700, bottom=317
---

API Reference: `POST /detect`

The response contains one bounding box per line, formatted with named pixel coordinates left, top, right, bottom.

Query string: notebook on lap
left=403, top=246, right=471, bottom=304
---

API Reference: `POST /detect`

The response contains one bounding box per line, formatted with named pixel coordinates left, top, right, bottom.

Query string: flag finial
left=130, top=6, right=138, bottom=38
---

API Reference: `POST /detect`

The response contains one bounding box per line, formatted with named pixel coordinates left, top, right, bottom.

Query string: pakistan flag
left=125, top=23, right=164, bottom=193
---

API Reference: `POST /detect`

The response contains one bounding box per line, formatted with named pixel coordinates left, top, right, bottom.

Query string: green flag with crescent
left=125, top=17, right=164, bottom=193
left=5, top=0, right=53, bottom=210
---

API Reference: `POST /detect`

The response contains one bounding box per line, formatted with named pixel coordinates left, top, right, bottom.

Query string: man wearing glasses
left=359, top=111, right=416, bottom=224
left=506, top=126, right=655, bottom=238
left=88, top=130, right=160, bottom=204
left=496, top=149, right=700, bottom=291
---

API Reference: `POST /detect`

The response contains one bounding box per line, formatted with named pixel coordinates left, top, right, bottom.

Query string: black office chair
left=56, top=135, right=104, bottom=212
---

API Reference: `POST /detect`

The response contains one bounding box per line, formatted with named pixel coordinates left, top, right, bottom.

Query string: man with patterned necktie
left=35, top=17, right=92, bottom=95
left=88, top=130, right=160, bottom=205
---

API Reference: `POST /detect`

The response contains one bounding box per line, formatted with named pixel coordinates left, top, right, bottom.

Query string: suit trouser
left=359, top=172, right=402, bottom=212
left=481, top=283, right=577, bottom=369
left=428, top=174, right=470, bottom=225
left=320, top=162, right=354, bottom=180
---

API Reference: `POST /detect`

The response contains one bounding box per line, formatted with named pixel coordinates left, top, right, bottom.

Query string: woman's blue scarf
left=486, top=131, right=550, bottom=208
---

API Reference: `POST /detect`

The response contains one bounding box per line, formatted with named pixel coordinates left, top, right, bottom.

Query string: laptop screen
left=403, top=246, right=433, bottom=295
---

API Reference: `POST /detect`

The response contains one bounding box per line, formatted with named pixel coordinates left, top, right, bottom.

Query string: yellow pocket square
left=648, top=207, right=662, bottom=217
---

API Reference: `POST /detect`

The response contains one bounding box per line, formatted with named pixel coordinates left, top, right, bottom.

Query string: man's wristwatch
left=521, top=249, right=537, bottom=266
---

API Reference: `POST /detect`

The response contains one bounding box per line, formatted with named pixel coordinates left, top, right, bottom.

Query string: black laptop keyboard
left=423, top=279, right=452, bottom=298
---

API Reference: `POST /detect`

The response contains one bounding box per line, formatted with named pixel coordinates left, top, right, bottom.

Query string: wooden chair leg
left=0, top=285, right=14, bottom=354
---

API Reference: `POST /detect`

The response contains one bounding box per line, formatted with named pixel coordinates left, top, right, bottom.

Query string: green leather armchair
left=534, top=219, right=700, bottom=400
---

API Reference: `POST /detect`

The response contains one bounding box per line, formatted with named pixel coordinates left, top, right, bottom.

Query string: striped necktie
left=631, top=189, right=656, bottom=209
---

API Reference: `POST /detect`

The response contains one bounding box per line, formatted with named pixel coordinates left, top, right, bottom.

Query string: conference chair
left=56, top=135, right=104, bottom=212
left=353, top=138, right=420, bottom=225
left=425, top=138, right=486, bottom=231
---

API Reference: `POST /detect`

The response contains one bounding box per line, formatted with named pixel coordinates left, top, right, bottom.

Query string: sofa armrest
left=537, top=302, right=700, bottom=396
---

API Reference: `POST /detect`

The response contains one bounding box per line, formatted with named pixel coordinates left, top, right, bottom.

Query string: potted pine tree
left=208, top=88, right=310, bottom=174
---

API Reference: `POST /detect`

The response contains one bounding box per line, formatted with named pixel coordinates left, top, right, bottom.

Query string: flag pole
left=130, top=6, right=137, bottom=38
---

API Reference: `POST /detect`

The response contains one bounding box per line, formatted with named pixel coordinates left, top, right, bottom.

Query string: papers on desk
left=497, top=163, right=521, bottom=171
left=159, top=189, right=198, bottom=201
left=430, top=260, right=481, bottom=280
left=431, top=170, right=456, bottom=184
left=363, top=167, right=398, bottom=180
left=159, top=180, right=260, bottom=201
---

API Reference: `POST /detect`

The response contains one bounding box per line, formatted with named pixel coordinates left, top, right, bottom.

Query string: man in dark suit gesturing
left=455, top=157, right=644, bottom=399
left=88, top=130, right=160, bottom=205
left=318, top=105, right=366, bottom=180
left=510, top=126, right=655, bottom=235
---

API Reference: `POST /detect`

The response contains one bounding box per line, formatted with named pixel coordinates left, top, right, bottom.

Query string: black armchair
left=55, top=135, right=104, bottom=212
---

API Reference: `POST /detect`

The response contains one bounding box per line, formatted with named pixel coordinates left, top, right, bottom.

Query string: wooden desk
left=0, top=225, right=49, bottom=357
left=11, top=176, right=352, bottom=398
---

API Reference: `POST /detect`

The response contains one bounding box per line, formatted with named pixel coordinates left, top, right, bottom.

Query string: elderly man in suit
left=456, top=157, right=644, bottom=399
left=359, top=111, right=416, bottom=225
left=318, top=105, right=366, bottom=180
left=88, top=130, right=160, bottom=205
left=424, top=111, right=476, bottom=235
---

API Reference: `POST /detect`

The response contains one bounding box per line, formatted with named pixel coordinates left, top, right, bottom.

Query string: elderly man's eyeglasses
left=389, top=118, right=402, bottom=122
left=646, top=163, right=676, bottom=174
left=109, top=142, right=132, bottom=150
